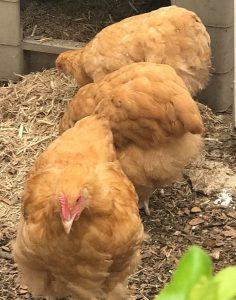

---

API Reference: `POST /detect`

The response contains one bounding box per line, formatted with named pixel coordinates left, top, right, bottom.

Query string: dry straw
left=0, top=69, right=77, bottom=203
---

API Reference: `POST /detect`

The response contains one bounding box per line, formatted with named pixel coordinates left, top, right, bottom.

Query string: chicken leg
left=138, top=198, right=150, bottom=216
left=136, top=186, right=153, bottom=216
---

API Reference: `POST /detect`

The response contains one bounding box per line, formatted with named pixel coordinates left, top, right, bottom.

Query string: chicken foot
left=138, top=198, right=150, bottom=216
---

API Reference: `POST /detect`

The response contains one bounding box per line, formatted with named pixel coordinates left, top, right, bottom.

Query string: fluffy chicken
left=12, top=116, right=143, bottom=300
left=56, top=5, right=211, bottom=96
left=59, top=63, right=204, bottom=215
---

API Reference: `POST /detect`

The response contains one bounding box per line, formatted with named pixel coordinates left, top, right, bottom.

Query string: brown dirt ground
left=0, top=0, right=235, bottom=299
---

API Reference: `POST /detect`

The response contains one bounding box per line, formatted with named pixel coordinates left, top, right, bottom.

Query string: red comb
left=59, top=192, right=71, bottom=221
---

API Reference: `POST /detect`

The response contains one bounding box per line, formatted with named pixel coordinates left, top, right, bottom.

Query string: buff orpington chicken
left=56, top=5, right=211, bottom=96
left=59, top=63, right=204, bottom=215
left=12, top=115, right=143, bottom=300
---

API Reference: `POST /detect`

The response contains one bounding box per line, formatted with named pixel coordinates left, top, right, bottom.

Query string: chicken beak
left=63, top=219, right=74, bottom=234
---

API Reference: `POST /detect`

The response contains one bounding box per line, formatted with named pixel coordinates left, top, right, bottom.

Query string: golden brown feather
left=12, top=116, right=143, bottom=300
left=56, top=6, right=211, bottom=95
left=59, top=63, right=204, bottom=215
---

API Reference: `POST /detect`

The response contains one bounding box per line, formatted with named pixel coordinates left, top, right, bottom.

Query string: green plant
left=155, top=245, right=236, bottom=300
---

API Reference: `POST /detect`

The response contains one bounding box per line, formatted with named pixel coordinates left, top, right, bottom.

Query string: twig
left=31, top=24, right=37, bottom=36
left=128, top=1, right=139, bottom=13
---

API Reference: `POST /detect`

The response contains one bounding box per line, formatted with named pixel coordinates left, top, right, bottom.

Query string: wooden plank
left=22, top=37, right=85, bottom=54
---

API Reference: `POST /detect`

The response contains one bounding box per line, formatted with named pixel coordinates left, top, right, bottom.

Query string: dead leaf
left=222, top=229, right=236, bottom=237
left=189, top=218, right=204, bottom=226
left=210, top=249, right=220, bottom=260
left=191, top=207, right=202, bottom=213
left=202, top=239, right=216, bottom=248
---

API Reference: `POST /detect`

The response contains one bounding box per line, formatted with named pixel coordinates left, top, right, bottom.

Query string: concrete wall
left=172, top=0, right=234, bottom=113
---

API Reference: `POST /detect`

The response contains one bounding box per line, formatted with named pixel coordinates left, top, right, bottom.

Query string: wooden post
left=0, top=0, right=23, bottom=81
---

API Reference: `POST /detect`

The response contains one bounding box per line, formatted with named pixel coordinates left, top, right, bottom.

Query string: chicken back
left=56, top=5, right=211, bottom=96
left=12, top=116, right=143, bottom=300
left=59, top=62, right=204, bottom=215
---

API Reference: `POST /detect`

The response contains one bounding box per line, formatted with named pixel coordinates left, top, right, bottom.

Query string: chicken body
left=12, top=116, right=143, bottom=300
left=59, top=63, right=204, bottom=215
left=56, top=5, right=211, bottom=96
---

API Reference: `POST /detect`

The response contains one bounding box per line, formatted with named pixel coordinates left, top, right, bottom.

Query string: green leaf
left=189, top=276, right=218, bottom=300
left=155, top=246, right=212, bottom=300
left=189, top=266, right=236, bottom=300
left=213, top=267, right=236, bottom=300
